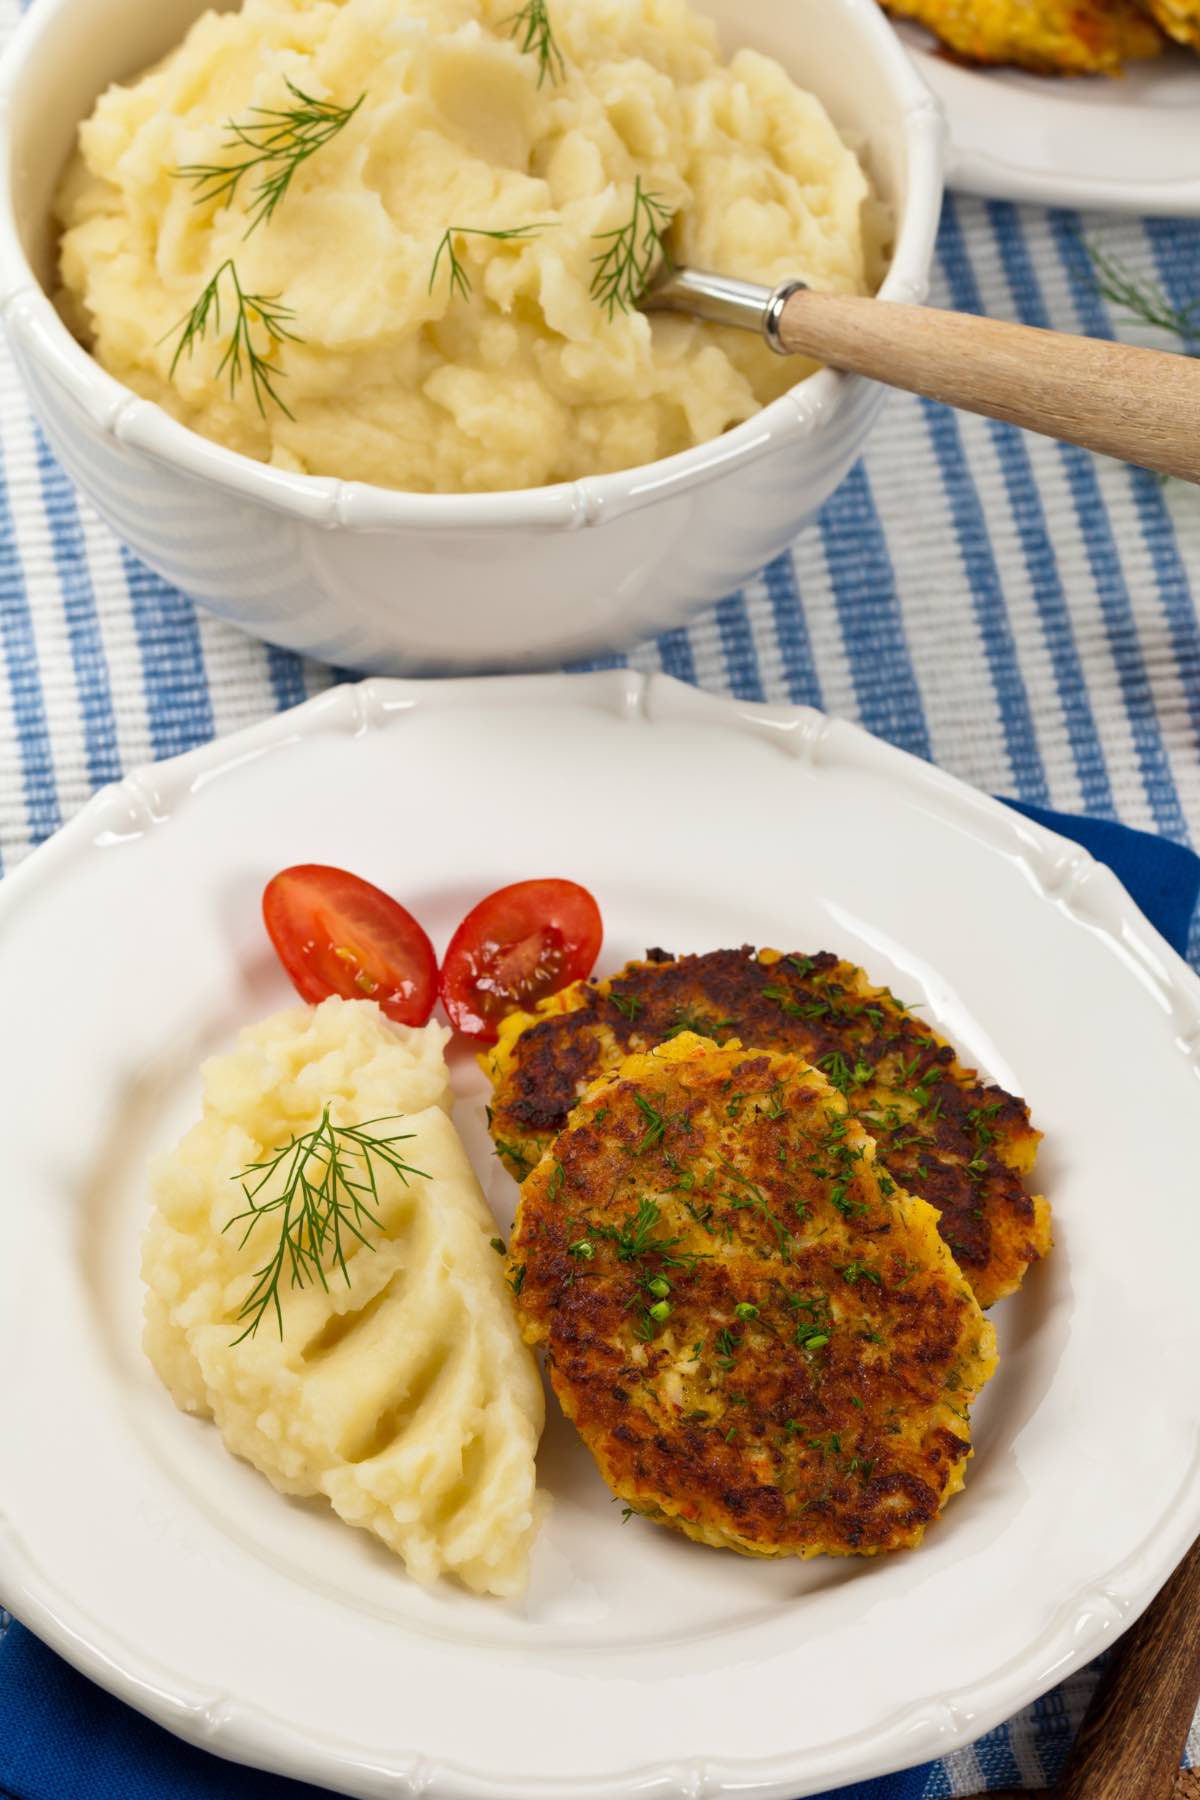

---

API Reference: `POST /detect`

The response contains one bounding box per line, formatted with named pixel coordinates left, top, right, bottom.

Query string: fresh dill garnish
left=663, top=1151, right=695, bottom=1191
left=508, top=1262, right=527, bottom=1296
left=224, top=1109, right=427, bottom=1342
left=609, top=990, right=643, bottom=1023
left=174, top=78, right=365, bottom=237
left=493, top=1136, right=534, bottom=1177
left=632, top=1091, right=666, bottom=1156
left=1087, top=242, right=1199, bottom=349
left=716, top=1154, right=795, bottom=1258
left=663, top=1008, right=736, bottom=1042
left=506, top=0, right=566, bottom=85
left=594, top=1195, right=695, bottom=1270
left=429, top=224, right=550, bottom=300
left=966, top=1101, right=1003, bottom=1151
left=817, top=1051, right=853, bottom=1095
left=490, top=1236, right=506, bottom=1255
left=163, top=259, right=302, bottom=418
left=839, top=1260, right=881, bottom=1286
left=590, top=175, right=674, bottom=320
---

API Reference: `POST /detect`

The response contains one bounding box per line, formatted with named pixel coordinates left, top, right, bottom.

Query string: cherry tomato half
left=438, top=878, right=603, bottom=1041
left=262, top=864, right=438, bottom=1027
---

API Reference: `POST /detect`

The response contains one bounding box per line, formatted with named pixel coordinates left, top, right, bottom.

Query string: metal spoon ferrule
left=641, top=265, right=808, bottom=355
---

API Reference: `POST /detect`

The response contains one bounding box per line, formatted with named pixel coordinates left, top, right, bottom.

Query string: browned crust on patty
left=487, top=947, right=1049, bottom=1309
left=508, top=1035, right=997, bottom=1557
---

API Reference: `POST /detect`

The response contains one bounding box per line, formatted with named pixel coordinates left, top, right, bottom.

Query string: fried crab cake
left=507, top=1034, right=997, bottom=1558
left=881, top=0, right=1162, bottom=75
left=1142, top=0, right=1200, bottom=47
left=486, top=947, right=1049, bottom=1310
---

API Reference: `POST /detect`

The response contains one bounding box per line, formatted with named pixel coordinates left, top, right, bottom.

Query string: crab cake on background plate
left=487, top=947, right=1049, bottom=1309
left=507, top=1034, right=997, bottom=1560
left=881, top=0, right=1162, bottom=74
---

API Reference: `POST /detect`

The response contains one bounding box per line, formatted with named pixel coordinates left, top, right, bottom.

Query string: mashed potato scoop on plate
left=142, top=997, right=545, bottom=1598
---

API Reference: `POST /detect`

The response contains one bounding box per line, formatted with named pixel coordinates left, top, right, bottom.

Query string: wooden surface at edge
left=977, top=1537, right=1200, bottom=1800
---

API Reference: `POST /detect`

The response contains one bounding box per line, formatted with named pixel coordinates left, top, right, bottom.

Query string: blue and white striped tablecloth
left=3, top=0, right=1200, bottom=1788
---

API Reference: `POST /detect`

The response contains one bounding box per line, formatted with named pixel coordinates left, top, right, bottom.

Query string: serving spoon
left=643, top=267, right=1200, bottom=484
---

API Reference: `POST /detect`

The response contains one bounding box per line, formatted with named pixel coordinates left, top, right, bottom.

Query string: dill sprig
left=1087, top=242, right=1199, bottom=351
left=174, top=78, right=366, bottom=237
left=429, top=223, right=550, bottom=300
left=163, top=259, right=302, bottom=418
left=224, top=1109, right=429, bottom=1342
left=590, top=176, right=674, bottom=320
left=507, top=0, right=566, bottom=85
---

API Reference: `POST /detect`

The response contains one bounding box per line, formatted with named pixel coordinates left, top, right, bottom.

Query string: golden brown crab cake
left=507, top=1034, right=997, bottom=1558
left=485, top=947, right=1049, bottom=1310
left=1141, top=0, right=1200, bottom=48
left=881, top=0, right=1162, bottom=75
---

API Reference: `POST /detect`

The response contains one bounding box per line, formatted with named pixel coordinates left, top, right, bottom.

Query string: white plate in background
left=897, top=28, right=1200, bottom=215
left=2, top=671, right=1199, bottom=1800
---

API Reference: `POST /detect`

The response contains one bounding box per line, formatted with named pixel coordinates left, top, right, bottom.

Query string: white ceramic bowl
left=0, top=0, right=943, bottom=673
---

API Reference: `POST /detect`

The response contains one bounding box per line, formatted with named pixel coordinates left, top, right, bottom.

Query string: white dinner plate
left=3, top=671, right=1200, bottom=1800
left=895, top=26, right=1200, bottom=214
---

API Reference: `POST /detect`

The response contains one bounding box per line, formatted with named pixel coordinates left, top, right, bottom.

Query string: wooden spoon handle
left=775, top=289, right=1200, bottom=484
left=1054, top=1537, right=1200, bottom=1800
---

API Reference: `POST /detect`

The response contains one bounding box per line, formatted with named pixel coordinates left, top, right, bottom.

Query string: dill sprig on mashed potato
left=163, top=257, right=302, bottom=417
left=55, top=0, right=879, bottom=493
left=142, top=998, right=546, bottom=1595
left=506, top=0, right=566, bottom=86
left=590, top=177, right=675, bottom=320
left=225, top=1107, right=429, bottom=1341
left=173, top=77, right=366, bottom=237
left=429, top=222, right=553, bottom=300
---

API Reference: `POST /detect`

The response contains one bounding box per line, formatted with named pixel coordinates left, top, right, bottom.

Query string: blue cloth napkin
left=2, top=799, right=1196, bottom=1800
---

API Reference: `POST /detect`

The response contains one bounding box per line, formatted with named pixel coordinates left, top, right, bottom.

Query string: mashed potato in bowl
left=54, top=0, right=880, bottom=493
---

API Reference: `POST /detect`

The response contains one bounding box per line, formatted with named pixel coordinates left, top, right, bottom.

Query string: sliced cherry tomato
left=262, top=864, right=437, bottom=1026
left=439, top=878, right=603, bottom=1041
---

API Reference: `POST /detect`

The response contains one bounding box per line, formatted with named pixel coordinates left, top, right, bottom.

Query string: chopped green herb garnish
left=795, top=1327, right=829, bottom=1351
left=632, top=1091, right=666, bottom=1156
left=493, top=1136, right=534, bottom=1177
